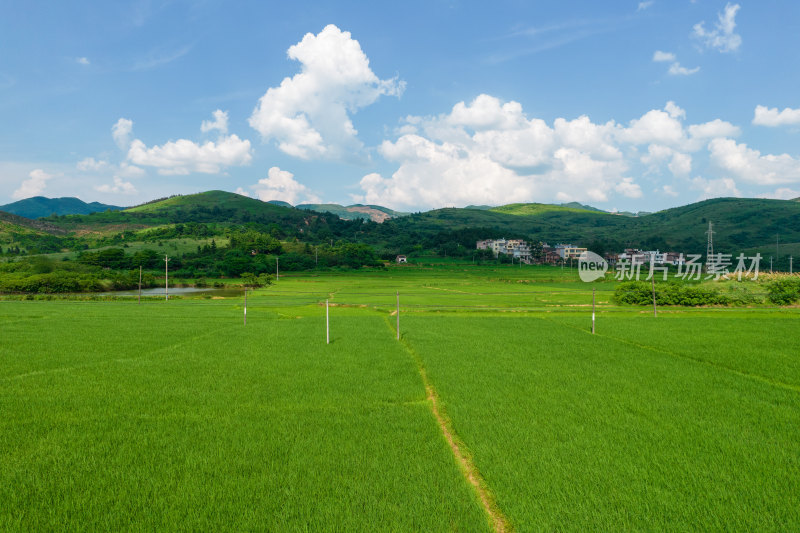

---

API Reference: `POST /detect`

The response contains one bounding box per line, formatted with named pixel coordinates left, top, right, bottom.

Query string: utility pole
left=276, top=256, right=279, bottom=281
left=770, top=256, right=773, bottom=273
left=315, top=247, right=318, bottom=267
left=244, top=289, right=247, bottom=326
left=651, top=276, right=657, bottom=318
left=396, top=291, right=400, bottom=340
left=592, top=287, right=596, bottom=334
left=164, top=255, right=170, bottom=301
left=326, top=299, right=330, bottom=344
left=138, top=265, right=142, bottom=304
left=791, top=256, right=794, bottom=274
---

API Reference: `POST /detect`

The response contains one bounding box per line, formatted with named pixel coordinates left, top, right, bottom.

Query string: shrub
left=614, top=281, right=730, bottom=306
left=766, top=278, right=800, bottom=305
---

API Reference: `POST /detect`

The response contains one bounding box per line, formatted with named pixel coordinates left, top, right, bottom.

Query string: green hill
left=0, top=196, right=122, bottom=219
left=125, top=190, right=289, bottom=216
left=0, top=211, right=72, bottom=254
left=44, top=190, right=312, bottom=231
left=489, top=203, right=599, bottom=216
left=0, top=211, right=66, bottom=235
left=9, top=192, right=799, bottom=259
left=382, top=198, right=800, bottom=254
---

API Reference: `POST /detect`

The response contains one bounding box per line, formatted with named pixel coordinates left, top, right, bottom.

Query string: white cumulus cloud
left=615, top=177, right=643, bottom=198
left=752, top=105, right=800, bottom=127
left=653, top=51, right=699, bottom=76
left=664, top=101, right=686, bottom=119
left=756, top=188, right=800, bottom=200
left=353, top=96, right=769, bottom=209
left=693, top=3, right=742, bottom=53
left=661, top=185, right=679, bottom=197
left=669, top=152, right=692, bottom=177
left=668, top=63, right=700, bottom=76
left=95, top=177, right=137, bottom=195
left=112, top=118, right=134, bottom=150
left=618, top=106, right=685, bottom=146
left=653, top=50, right=675, bottom=62
left=355, top=94, right=639, bottom=208
left=691, top=176, right=741, bottom=200
left=709, top=138, right=800, bottom=185
left=77, top=157, right=109, bottom=171
left=201, top=109, right=229, bottom=134
left=249, top=24, right=404, bottom=160
left=12, top=169, right=56, bottom=200
left=126, top=111, right=252, bottom=175
left=688, top=119, right=740, bottom=140
left=249, top=166, right=320, bottom=205
left=127, top=135, right=252, bottom=175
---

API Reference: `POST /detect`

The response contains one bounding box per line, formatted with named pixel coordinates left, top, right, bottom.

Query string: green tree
left=241, top=272, right=274, bottom=288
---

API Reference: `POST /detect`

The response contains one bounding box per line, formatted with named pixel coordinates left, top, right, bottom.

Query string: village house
left=555, top=244, right=587, bottom=260
left=476, top=238, right=532, bottom=262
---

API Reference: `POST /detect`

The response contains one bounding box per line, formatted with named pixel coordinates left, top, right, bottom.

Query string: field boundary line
left=382, top=316, right=511, bottom=533
left=2, top=325, right=236, bottom=382
left=540, top=316, right=800, bottom=395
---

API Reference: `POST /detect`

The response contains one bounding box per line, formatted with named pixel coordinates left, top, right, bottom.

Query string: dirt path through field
left=384, top=316, right=511, bottom=532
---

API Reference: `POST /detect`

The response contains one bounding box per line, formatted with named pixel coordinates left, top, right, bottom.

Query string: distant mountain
left=489, top=203, right=598, bottom=216
left=559, top=201, right=604, bottom=212
left=267, top=200, right=293, bottom=208
left=384, top=197, right=800, bottom=254
left=11, top=191, right=800, bottom=256
left=0, top=196, right=122, bottom=219
left=296, top=203, right=409, bottom=222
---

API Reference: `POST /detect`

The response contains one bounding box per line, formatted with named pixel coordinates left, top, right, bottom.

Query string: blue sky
left=2, top=0, right=800, bottom=212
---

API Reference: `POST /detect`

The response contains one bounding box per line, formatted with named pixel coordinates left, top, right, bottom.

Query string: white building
left=476, top=238, right=532, bottom=262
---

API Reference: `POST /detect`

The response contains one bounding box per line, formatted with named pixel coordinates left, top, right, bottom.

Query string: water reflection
left=99, top=287, right=244, bottom=298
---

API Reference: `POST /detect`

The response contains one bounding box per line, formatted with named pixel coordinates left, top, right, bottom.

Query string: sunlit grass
left=2, top=266, right=798, bottom=530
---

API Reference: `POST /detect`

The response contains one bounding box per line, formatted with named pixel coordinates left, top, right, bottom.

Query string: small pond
left=98, top=287, right=245, bottom=298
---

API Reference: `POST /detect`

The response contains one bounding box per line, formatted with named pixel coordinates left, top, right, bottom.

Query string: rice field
left=2, top=265, right=798, bottom=531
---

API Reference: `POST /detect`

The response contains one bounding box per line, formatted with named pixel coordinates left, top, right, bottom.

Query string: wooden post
left=164, top=255, right=170, bottom=301
left=326, top=299, right=329, bottom=344
left=276, top=256, right=279, bottom=281
left=396, top=290, right=400, bottom=340
left=592, top=287, right=596, bottom=334
left=244, top=289, right=247, bottom=326
left=651, top=276, right=657, bottom=318
left=138, top=265, right=142, bottom=304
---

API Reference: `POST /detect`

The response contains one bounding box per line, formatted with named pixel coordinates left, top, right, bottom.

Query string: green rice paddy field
left=2, top=265, right=799, bottom=531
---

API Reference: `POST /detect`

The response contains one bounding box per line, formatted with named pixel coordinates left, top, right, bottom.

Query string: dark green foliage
left=614, top=281, right=731, bottom=306
left=227, top=229, right=282, bottom=254
left=240, top=272, right=273, bottom=288
left=766, top=278, right=800, bottom=305
left=220, top=250, right=255, bottom=277
left=0, top=267, right=155, bottom=293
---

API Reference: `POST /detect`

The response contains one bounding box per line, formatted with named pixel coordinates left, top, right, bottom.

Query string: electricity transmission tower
left=164, top=255, right=170, bottom=300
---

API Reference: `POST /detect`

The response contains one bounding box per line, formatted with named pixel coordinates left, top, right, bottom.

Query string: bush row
left=614, top=278, right=800, bottom=306
left=0, top=270, right=157, bottom=294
